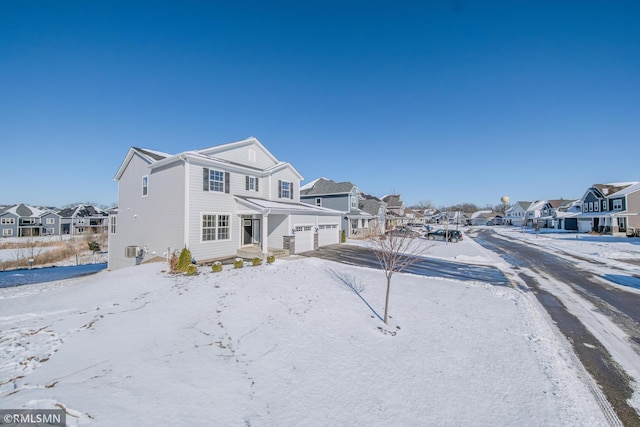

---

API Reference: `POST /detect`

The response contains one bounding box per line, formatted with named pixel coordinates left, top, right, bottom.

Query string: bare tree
left=368, top=231, right=432, bottom=324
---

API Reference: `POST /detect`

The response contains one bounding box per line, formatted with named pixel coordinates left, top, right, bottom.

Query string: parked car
left=426, top=229, right=463, bottom=242
left=385, top=226, right=421, bottom=238
left=406, top=223, right=432, bottom=233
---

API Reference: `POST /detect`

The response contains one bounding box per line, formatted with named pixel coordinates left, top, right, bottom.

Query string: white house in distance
left=108, top=137, right=343, bottom=271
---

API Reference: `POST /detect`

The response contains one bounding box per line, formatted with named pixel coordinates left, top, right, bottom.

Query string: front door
left=243, top=219, right=261, bottom=246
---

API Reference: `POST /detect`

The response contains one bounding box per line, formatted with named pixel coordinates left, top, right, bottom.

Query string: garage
left=578, top=219, right=592, bottom=233
left=294, top=224, right=314, bottom=253
left=318, top=224, right=339, bottom=246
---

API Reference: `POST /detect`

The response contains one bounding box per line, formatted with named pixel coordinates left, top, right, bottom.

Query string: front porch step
left=236, top=247, right=290, bottom=259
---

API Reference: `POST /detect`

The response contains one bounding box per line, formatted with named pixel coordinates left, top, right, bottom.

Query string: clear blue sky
left=1, top=1, right=639, bottom=209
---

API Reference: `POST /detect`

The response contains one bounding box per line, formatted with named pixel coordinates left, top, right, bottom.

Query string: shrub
left=186, top=264, right=198, bottom=275
left=266, top=255, right=276, bottom=264
left=176, top=247, right=192, bottom=272
left=88, top=241, right=101, bottom=253
left=169, top=251, right=179, bottom=273
left=251, top=257, right=262, bottom=266
left=211, top=261, right=223, bottom=273
left=341, top=229, right=347, bottom=243
left=233, top=258, right=244, bottom=269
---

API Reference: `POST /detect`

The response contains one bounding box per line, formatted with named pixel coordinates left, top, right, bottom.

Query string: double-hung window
left=246, top=176, right=259, bottom=192
left=110, top=216, right=117, bottom=234
left=613, top=199, right=623, bottom=210
left=142, top=176, right=149, bottom=197
left=203, top=168, right=229, bottom=193
left=279, top=180, right=293, bottom=199
left=202, top=214, right=231, bottom=241
left=209, top=170, right=225, bottom=192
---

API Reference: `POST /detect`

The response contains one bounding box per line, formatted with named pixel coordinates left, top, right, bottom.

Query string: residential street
left=473, top=228, right=640, bottom=426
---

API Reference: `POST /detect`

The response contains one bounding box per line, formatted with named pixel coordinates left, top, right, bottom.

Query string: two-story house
left=0, top=204, right=61, bottom=237
left=108, top=137, right=343, bottom=270
left=58, top=204, right=110, bottom=235
left=535, top=199, right=578, bottom=230
left=576, top=182, right=640, bottom=235
left=504, top=201, right=531, bottom=227
left=300, top=178, right=374, bottom=237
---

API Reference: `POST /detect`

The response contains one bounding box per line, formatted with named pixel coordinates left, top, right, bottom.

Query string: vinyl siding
left=204, top=141, right=277, bottom=170
left=626, top=192, right=640, bottom=228
left=267, top=214, right=289, bottom=249
left=109, top=153, right=186, bottom=270
left=186, top=161, right=239, bottom=262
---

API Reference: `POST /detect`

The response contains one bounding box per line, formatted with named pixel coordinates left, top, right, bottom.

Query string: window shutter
left=278, top=180, right=282, bottom=198
left=245, top=176, right=249, bottom=191
left=203, top=168, right=209, bottom=191
left=255, top=178, right=259, bottom=192
left=225, top=172, right=230, bottom=193
left=290, top=181, right=294, bottom=199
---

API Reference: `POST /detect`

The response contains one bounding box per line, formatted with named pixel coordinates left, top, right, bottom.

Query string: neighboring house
left=108, top=137, right=343, bottom=271
left=58, top=204, right=110, bottom=235
left=553, top=200, right=581, bottom=231
left=576, top=182, right=640, bottom=235
left=536, top=199, right=577, bottom=230
left=0, top=204, right=61, bottom=237
left=359, top=193, right=387, bottom=235
left=434, top=211, right=468, bottom=226
left=524, top=200, right=547, bottom=228
left=504, top=201, right=531, bottom=227
left=470, top=210, right=494, bottom=226
left=381, top=194, right=407, bottom=229
left=300, top=177, right=375, bottom=237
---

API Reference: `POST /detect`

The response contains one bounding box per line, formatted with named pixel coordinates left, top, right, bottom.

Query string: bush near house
left=266, top=255, right=276, bottom=264
left=233, top=258, right=244, bottom=269
left=211, top=261, right=223, bottom=273
left=176, top=247, right=192, bottom=272
left=252, top=257, right=262, bottom=266
left=186, top=264, right=198, bottom=275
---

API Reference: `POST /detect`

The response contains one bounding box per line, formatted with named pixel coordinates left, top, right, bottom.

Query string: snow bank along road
left=473, top=229, right=640, bottom=427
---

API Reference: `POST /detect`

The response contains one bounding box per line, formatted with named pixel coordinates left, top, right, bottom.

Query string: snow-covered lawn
left=0, top=235, right=617, bottom=425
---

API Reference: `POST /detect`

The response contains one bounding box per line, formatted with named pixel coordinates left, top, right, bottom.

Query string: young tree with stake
left=368, top=229, right=431, bottom=324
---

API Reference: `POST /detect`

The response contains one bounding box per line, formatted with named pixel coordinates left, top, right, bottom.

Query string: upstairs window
left=46, top=218, right=55, bottom=225
left=279, top=180, right=293, bottom=199
left=110, top=216, right=117, bottom=234
left=246, top=176, right=259, bottom=192
left=613, top=199, right=623, bottom=210
left=203, top=168, right=230, bottom=193
left=1, top=218, right=15, bottom=225
left=315, top=198, right=322, bottom=207
left=142, top=175, right=149, bottom=197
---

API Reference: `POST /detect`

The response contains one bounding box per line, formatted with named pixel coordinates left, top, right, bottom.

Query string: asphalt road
left=473, top=228, right=640, bottom=427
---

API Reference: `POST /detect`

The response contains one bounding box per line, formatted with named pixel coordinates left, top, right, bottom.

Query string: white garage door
left=578, top=219, right=592, bottom=233
left=294, top=225, right=314, bottom=253
left=318, top=224, right=339, bottom=246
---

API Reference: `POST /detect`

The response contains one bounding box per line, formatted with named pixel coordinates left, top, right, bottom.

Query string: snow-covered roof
left=235, top=197, right=343, bottom=216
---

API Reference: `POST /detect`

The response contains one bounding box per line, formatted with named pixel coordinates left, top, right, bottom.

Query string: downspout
left=181, top=154, right=190, bottom=251
left=262, top=208, right=270, bottom=258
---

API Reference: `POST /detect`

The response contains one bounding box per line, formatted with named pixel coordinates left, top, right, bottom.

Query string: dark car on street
left=426, top=229, right=463, bottom=243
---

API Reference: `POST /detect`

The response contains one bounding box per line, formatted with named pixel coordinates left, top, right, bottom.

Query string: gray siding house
left=108, top=137, right=342, bottom=270
left=300, top=178, right=375, bottom=237
left=576, top=182, right=640, bottom=235
left=0, top=204, right=61, bottom=237
left=58, top=204, right=109, bottom=235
